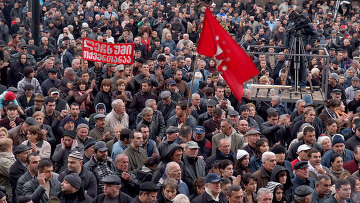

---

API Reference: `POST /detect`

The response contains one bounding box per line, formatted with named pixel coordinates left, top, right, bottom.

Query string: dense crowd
left=0, top=0, right=360, bottom=202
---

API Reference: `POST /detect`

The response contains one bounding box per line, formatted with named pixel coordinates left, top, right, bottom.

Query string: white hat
left=82, top=22, right=89, bottom=28
left=297, top=144, right=311, bottom=153
left=236, top=149, right=249, bottom=160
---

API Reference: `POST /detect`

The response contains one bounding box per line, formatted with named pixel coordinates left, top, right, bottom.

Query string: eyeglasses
left=21, top=47, right=27, bottom=50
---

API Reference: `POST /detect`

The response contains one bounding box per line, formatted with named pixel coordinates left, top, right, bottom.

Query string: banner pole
left=185, top=54, right=200, bottom=125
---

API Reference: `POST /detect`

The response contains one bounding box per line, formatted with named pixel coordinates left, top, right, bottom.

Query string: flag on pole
left=197, top=7, right=259, bottom=101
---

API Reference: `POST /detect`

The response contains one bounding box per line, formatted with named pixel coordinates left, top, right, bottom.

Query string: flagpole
left=185, top=54, right=200, bottom=125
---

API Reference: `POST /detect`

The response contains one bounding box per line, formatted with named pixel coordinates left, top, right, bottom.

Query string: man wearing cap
left=291, top=144, right=311, bottom=170
left=323, top=179, right=352, bottom=203
left=271, top=145, right=294, bottom=178
left=203, top=108, right=223, bottom=141
left=124, top=131, right=148, bottom=172
left=165, top=79, right=182, bottom=102
left=157, top=90, right=177, bottom=122
left=8, top=117, right=38, bottom=146
left=0, top=102, right=24, bottom=130
left=133, top=181, right=159, bottom=203
left=291, top=161, right=316, bottom=190
left=329, top=88, right=343, bottom=101
left=76, top=123, right=93, bottom=149
left=212, top=119, right=245, bottom=155
left=293, top=185, right=313, bottom=203
left=57, top=173, right=94, bottom=202
left=48, top=87, right=70, bottom=112
left=95, top=174, right=133, bottom=202
left=167, top=101, right=197, bottom=129
left=182, top=141, right=206, bottom=194
left=191, top=173, right=227, bottom=203
left=198, top=99, right=216, bottom=126
left=327, top=72, right=346, bottom=101
left=83, top=140, right=96, bottom=164
left=242, top=129, right=261, bottom=157
left=158, top=126, right=179, bottom=158
left=89, top=114, right=114, bottom=142
left=52, top=130, right=82, bottom=173
left=9, top=42, right=36, bottom=68
left=9, top=144, right=31, bottom=202
left=192, top=126, right=212, bottom=159
left=25, top=94, right=45, bottom=117
left=0, top=89, right=23, bottom=115
left=58, top=150, right=98, bottom=198
left=84, top=141, right=114, bottom=194
left=36, top=59, right=58, bottom=84
left=321, top=134, right=353, bottom=168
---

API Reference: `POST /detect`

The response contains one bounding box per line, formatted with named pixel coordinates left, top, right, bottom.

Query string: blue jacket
left=321, top=149, right=354, bottom=168
left=111, top=140, right=128, bottom=161
left=249, top=156, right=262, bottom=172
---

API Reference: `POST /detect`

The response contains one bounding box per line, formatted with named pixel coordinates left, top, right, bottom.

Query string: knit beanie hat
left=64, top=173, right=82, bottom=190
left=68, top=151, right=83, bottom=161
left=332, top=134, right=345, bottom=146
left=4, top=91, right=15, bottom=101
left=236, top=149, right=249, bottom=160
left=271, top=145, right=286, bottom=154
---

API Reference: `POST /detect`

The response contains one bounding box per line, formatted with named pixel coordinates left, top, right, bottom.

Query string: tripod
left=287, top=30, right=308, bottom=94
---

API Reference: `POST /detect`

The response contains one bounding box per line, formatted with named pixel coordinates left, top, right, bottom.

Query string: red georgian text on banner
left=82, top=38, right=134, bottom=64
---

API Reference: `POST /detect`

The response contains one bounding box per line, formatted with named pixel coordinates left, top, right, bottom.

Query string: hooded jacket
left=271, top=165, right=293, bottom=202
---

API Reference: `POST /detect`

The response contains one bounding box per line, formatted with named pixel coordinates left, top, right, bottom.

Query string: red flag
left=197, top=7, right=259, bottom=101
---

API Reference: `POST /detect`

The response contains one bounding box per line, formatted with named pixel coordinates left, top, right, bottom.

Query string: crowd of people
left=0, top=0, right=360, bottom=202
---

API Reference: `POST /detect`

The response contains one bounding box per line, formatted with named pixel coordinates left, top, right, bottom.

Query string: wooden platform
left=248, top=84, right=325, bottom=105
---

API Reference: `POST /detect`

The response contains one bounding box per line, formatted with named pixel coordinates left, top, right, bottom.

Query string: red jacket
left=343, top=159, right=358, bottom=174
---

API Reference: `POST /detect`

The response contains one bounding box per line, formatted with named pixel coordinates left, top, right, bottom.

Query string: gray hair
left=262, top=152, right=275, bottom=163
left=145, top=99, right=156, bottom=107
left=226, top=185, right=242, bottom=197
left=272, top=95, right=281, bottom=103
left=165, top=162, right=179, bottom=174
left=256, top=188, right=273, bottom=200
left=111, top=99, right=124, bottom=109
left=172, top=194, right=190, bottom=203
left=72, top=59, right=80, bottom=66
left=191, top=93, right=200, bottom=99
left=142, top=107, right=153, bottom=116
left=243, top=89, right=251, bottom=97
left=295, top=100, right=305, bottom=108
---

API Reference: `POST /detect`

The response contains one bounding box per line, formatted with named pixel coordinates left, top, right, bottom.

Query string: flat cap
left=166, top=126, right=179, bottom=134
left=84, top=139, right=96, bottom=150
left=167, top=80, right=176, bottom=85
left=186, top=141, right=199, bottom=149
left=13, top=144, right=31, bottom=154
left=160, top=91, right=171, bottom=99
left=294, top=161, right=309, bottom=170
left=94, top=114, right=106, bottom=120
left=64, top=173, right=82, bottom=190
left=49, top=88, right=59, bottom=94
left=8, top=87, right=18, bottom=92
left=6, top=102, right=18, bottom=109
left=205, top=173, right=221, bottom=183
left=206, top=99, right=217, bottom=107
left=18, top=42, right=27, bottom=47
left=94, top=141, right=107, bottom=152
left=228, top=110, right=239, bottom=116
left=238, top=104, right=250, bottom=113
left=295, top=185, right=314, bottom=197
left=24, top=117, right=39, bottom=126
left=77, top=123, right=89, bottom=130
left=140, top=181, right=160, bottom=192
left=331, top=88, right=342, bottom=94
left=102, top=174, right=122, bottom=185
left=63, top=130, right=76, bottom=139
left=247, top=129, right=261, bottom=136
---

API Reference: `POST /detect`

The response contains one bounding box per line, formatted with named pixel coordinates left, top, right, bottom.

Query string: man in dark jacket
left=253, top=152, right=277, bottom=189
left=192, top=126, right=212, bottom=160
left=133, top=182, right=159, bottom=203
left=191, top=173, right=227, bottom=203
left=23, top=159, right=61, bottom=203
left=203, top=108, right=222, bottom=141
left=182, top=141, right=206, bottom=195
left=15, top=152, right=41, bottom=197
left=291, top=161, right=316, bottom=191
left=113, top=154, right=140, bottom=198
left=9, top=144, right=31, bottom=203
left=198, top=99, right=216, bottom=126
left=157, top=90, right=177, bottom=122
left=84, top=141, right=114, bottom=194
left=206, top=139, right=236, bottom=172
left=260, top=110, right=290, bottom=147
left=323, top=179, right=353, bottom=203
left=95, top=174, right=133, bottom=203
left=57, top=173, right=94, bottom=203
left=58, top=151, right=98, bottom=199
